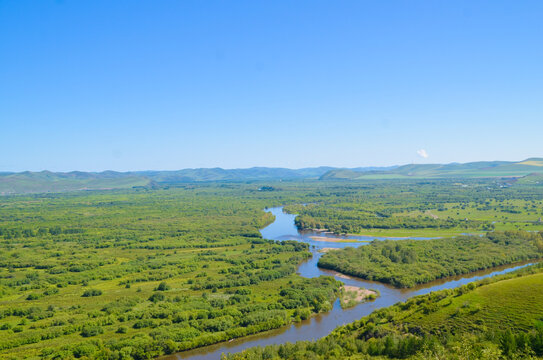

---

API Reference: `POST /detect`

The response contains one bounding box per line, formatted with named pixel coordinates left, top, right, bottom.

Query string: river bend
left=166, top=207, right=533, bottom=359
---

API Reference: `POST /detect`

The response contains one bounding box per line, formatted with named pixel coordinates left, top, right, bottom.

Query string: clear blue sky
left=1, top=1, right=542, bottom=172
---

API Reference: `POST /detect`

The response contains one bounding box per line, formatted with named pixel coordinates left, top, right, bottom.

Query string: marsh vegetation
left=1, top=179, right=542, bottom=359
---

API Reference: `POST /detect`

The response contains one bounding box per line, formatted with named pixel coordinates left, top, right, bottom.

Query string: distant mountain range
left=0, top=159, right=542, bottom=195
left=320, top=158, right=543, bottom=180
left=0, top=167, right=336, bottom=195
left=0, top=171, right=150, bottom=195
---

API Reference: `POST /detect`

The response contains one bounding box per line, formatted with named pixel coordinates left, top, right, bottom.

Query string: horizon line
left=1, top=157, right=542, bottom=174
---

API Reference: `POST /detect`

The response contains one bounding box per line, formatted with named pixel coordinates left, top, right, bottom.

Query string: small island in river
left=310, top=236, right=370, bottom=243
left=339, top=285, right=378, bottom=308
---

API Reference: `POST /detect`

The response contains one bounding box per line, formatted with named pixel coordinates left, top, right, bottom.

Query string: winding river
left=165, top=207, right=534, bottom=360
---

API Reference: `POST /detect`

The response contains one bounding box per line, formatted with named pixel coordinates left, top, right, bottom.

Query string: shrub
left=116, top=326, right=127, bottom=334
left=12, top=326, right=23, bottom=333
left=156, top=282, right=170, bottom=291
left=149, top=293, right=165, bottom=302
left=133, top=319, right=155, bottom=329
left=82, top=289, right=102, bottom=297
left=80, top=324, right=103, bottom=337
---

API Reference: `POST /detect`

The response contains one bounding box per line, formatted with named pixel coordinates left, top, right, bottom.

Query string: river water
left=165, top=207, right=534, bottom=360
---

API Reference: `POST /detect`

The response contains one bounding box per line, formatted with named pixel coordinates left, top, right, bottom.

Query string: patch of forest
left=318, top=230, right=543, bottom=287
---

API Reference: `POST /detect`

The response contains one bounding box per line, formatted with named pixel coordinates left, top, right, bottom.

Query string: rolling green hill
left=0, top=171, right=151, bottom=195
left=2, top=159, right=542, bottom=194
left=515, top=172, right=543, bottom=185
left=0, top=168, right=339, bottom=194
left=320, top=158, right=543, bottom=180
left=133, top=166, right=337, bottom=182
left=0, top=167, right=375, bottom=194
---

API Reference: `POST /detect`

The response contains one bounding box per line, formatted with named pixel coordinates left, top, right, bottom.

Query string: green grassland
left=285, top=179, right=543, bottom=237
left=227, top=264, right=543, bottom=360
left=404, top=272, right=543, bottom=334
left=398, top=198, right=543, bottom=230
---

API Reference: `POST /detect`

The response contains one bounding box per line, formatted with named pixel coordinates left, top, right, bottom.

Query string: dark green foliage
left=155, top=282, right=170, bottom=291
left=82, top=289, right=102, bottom=297
left=80, top=324, right=104, bottom=337
left=319, top=231, right=543, bottom=287
left=148, top=293, right=165, bottom=303
left=279, top=277, right=338, bottom=312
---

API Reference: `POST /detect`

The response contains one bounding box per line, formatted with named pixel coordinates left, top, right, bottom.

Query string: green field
left=404, top=272, right=543, bottom=334
left=285, top=179, right=543, bottom=237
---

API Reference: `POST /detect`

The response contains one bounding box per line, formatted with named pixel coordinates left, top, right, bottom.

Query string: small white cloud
left=417, top=149, right=429, bottom=159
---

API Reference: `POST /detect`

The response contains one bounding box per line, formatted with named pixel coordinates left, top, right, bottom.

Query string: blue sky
left=1, top=1, right=542, bottom=172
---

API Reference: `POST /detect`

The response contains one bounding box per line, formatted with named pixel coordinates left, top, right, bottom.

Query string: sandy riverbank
left=310, top=236, right=369, bottom=243
left=319, top=247, right=341, bottom=253
left=340, top=285, right=378, bottom=308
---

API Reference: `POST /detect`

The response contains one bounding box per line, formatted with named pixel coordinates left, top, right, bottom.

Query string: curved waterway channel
left=164, top=207, right=534, bottom=360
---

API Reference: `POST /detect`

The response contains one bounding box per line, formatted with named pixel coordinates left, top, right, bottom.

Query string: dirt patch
left=334, top=272, right=354, bottom=280
left=340, top=285, right=378, bottom=308
left=319, top=247, right=341, bottom=253
left=310, top=236, right=361, bottom=243
left=343, top=286, right=377, bottom=301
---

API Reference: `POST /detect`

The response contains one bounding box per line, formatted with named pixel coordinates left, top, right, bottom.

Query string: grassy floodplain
left=0, top=186, right=341, bottom=359
left=285, top=178, right=543, bottom=237
left=0, top=178, right=542, bottom=359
